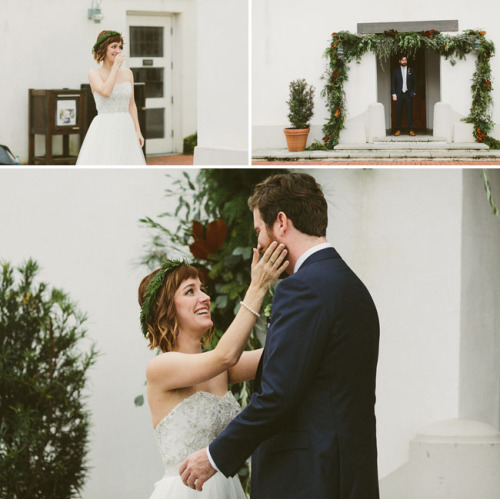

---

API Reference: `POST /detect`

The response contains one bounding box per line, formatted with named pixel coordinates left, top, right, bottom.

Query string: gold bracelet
left=240, top=301, right=260, bottom=318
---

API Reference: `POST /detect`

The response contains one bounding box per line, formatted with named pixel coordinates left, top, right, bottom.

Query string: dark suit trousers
left=395, top=92, right=414, bottom=131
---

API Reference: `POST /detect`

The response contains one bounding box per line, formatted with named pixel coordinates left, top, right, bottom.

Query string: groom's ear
left=275, top=211, right=289, bottom=236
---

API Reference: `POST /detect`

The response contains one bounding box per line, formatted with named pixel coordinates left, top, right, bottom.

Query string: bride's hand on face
left=250, top=241, right=288, bottom=290
left=113, top=53, right=125, bottom=68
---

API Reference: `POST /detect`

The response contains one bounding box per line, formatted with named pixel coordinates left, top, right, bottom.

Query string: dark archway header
left=358, top=20, right=459, bottom=35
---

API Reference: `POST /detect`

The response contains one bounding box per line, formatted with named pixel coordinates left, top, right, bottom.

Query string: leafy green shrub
left=286, top=79, right=315, bottom=129
left=183, top=132, right=198, bottom=155
left=0, top=260, right=97, bottom=499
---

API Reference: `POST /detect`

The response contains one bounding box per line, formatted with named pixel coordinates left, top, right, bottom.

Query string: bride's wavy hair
left=138, top=265, right=213, bottom=353
left=93, top=30, right=124, bottom=63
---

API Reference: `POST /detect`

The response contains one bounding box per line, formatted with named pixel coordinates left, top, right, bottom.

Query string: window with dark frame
left=130, top=26, right=164, bottom=57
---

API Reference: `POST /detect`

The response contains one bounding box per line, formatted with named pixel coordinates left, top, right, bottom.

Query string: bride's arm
left=88, top=53, right=124, bottom=97
left=228, top=349, right=263, bottom=385
left=146, top=243, right=288, bottom=392
left=127, top=70, right=145, bottom=147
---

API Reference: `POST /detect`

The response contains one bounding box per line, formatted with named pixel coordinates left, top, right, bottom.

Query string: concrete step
left=335, top=142, right=489, bottom=151
left=327, top=150, right=500, bottom=160
left=252, top=148, right=500, bottom=161
left=373, top=135, right=446, bottom=143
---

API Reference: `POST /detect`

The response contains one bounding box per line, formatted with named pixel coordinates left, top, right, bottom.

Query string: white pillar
left=194, top=0, right=249, bottom=165
left=408, top=419, right=500, bottom=499
left=368, top=103, right=386, bottom=140
left=433, top=102, right=452, bottom=141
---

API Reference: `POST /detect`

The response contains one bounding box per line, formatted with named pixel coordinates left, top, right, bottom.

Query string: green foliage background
left=139, top=169, right=288, bottom=492
left=0, top=260, right=97, bottom=499
left=140, top=169, right=289, bottom=344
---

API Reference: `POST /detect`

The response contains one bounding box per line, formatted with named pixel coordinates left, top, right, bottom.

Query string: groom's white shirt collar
left=294, top=242, right=333, bottom=273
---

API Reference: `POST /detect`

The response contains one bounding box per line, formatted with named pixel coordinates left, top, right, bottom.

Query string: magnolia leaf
left=189, top=239, right=211, bottom=260
left=215, top=294, right=228, bottom=309
left=191, top=220, right=204, bottom=241
left=206, top=219, right=227, bottom=250
left=224, top=254, right=242, bottom=269
left=232, top=247, right=253, bottom=260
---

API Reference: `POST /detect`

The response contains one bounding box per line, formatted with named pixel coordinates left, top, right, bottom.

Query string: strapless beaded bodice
left=154, top=391, right=240, bottom=475
left=93, top=81, right=131, bottom=114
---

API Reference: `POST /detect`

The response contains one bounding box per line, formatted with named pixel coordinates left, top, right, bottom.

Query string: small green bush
left=286, top=79, right=315, bottom=129
left=183, top=132, right=198, bottom=155
left=0, top=259, right=97, bottom=498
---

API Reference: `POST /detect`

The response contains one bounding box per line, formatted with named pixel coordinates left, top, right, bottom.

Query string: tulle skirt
left=149, top=472, right=246, bottom=499
left=76, top=112, right=146, bottom=165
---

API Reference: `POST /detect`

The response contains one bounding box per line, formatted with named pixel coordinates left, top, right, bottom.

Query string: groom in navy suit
left=181, top=173, right=380, bottom=498
left=392, top=55, right=417, bottom=136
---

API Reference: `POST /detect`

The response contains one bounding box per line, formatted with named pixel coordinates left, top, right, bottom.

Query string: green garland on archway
left=321, top=29, right=500, bottom=149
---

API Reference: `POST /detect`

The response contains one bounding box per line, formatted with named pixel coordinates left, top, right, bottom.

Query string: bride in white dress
left=76, top=30, right=146, bottom=165
left=138, top=242, right=288, bottom=498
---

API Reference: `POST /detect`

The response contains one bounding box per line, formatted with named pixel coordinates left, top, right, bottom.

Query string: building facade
left=0, top=0, right=249, bottom=165
left=252, top=0, right=500, bottom=149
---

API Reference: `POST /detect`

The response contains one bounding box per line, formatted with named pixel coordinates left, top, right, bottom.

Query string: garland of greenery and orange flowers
left=320, top=29, right=500, bottom=150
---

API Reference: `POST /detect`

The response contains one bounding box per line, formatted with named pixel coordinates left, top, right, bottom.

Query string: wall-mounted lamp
left=88, top=0, right=104, bottom=23
left=337, top=44, right=344, bottom=59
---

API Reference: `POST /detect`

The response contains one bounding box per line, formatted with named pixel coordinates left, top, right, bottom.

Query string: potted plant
left=284, top=78, right=315, bottom=152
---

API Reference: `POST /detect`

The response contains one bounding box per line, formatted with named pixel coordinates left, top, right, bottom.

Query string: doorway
left=377, top=49, right=440, bottom=135
left=127, top=14, right=175, bottom=155
left=390, top=50, right=426, bottom=133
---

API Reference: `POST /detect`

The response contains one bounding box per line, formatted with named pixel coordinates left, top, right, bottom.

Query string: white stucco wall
left=193, top=0, right=249, bottom=165
left=344, top=53, right=378, bottom=119
left=1, top=168, right=499, bottom=496
left=0, top=168, right=190, bottom=498
left=252, top=0, right=500, bottom=149
left=459, top=169, right=500, bottom=428
left=440, top=55, right=477, bottom=118
left=314, top=169, right=464, bottom=478
left=0, top=0, right=197, bottom=162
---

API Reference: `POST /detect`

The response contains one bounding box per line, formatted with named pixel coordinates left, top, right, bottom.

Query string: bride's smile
left=139, top=241, right=288, bottom=497
left=173, top=278, right=213, bottom=336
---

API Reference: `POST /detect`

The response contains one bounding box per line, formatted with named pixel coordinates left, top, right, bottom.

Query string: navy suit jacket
left=392, top=66, right=417, bottom=98
left=209, top=248, right=380, bottom=498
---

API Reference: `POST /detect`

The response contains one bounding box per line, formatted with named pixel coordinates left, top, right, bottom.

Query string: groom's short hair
left=248, top=173, right=327, bottom=237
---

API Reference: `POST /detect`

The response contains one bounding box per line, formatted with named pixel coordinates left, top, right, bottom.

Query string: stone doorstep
left=252, top=149, right=500, bottom=160
left=373, top=135, right=448, bottom=143
left=322, top=151, right=500, bottom=159
left=334, top=142, right=489, bottom=151
left=339, top=151, right=500, bottom=159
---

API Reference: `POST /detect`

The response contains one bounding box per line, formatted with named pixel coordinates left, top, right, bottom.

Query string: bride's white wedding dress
left=149, top=391, right=246, bottom=499
left=76, top=81, right=146, bottom=165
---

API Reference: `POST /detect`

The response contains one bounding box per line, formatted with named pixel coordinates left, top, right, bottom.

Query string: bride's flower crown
left=92, top=31, right=122, bottom=54
left=140, top=260, right=187, bottom=337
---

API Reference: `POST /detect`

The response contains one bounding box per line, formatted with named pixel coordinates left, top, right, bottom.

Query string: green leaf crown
left=92, top=31, right=122, bottom=54
left=140, top=259, right=187, bottom=338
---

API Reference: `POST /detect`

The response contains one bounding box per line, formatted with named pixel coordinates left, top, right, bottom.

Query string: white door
left=127, top=15, right=174, bottom=155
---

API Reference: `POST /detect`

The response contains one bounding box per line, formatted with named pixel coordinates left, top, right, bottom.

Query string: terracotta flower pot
left=283, top=128, right=310, bottom=152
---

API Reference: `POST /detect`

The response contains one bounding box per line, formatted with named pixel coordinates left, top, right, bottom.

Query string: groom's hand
left=179, top=447, right=216, bottom=491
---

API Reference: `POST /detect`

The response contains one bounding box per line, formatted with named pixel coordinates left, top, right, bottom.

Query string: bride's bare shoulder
left=146, top=351, right=184, bottom=379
